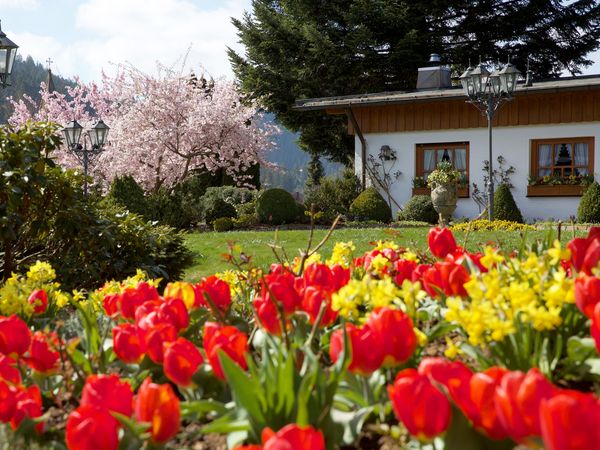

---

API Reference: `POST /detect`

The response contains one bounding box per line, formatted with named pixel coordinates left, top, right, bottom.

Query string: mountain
left=0, top=55, right=75, bottom=124
left=261, top=113, right=344, bottom=193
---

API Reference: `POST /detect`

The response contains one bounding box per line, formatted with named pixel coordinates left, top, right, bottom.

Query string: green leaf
left=219, top=351, right=266, bottom=428
left=566, top=336, right=596, bottom=364
left=331, top=407, right=373, bottom=445
left=444, top=407, right=514, bottom=450
left=181, top=400, right=228, bottom=418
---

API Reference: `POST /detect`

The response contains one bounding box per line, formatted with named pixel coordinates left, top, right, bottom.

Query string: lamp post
left=460, top=60, right=520, bottom=220
left=62, top=119, right=110, bottom=196
left=0, top=21, right=19, bottom=88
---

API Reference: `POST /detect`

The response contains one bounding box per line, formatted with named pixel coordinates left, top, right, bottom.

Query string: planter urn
left=430, top=182, right=458, bottom=227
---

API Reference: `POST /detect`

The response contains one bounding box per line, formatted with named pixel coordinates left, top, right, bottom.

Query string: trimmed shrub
left=213, top=217, right=234, bottom=232
left=204, top=197, right=237, bottom=224
left=349, top=187, right=392, bottom=223
left=102, top=175, right=149, bottom=217
left=493, top=184, right=523, bottom=223
left=578, top=181, right=600, bottom=223
left=304, top=168, right=361, bottom=223
left=397, top=195, right=438, bottom=224
left=256, top=188, right=298, bottom=225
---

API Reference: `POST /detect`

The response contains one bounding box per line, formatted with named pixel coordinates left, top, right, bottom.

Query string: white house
left=295, top=62, right=600, bottom=221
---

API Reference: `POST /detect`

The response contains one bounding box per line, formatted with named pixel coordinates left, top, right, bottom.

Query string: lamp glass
left=489, top=71, right=501, bottom=95
left=62, top=120, right=83, bottom=148
left=89, top=120, right=109, bottom=147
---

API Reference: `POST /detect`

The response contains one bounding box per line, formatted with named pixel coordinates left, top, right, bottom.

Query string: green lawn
left=183, top=224, right=586, bottom=282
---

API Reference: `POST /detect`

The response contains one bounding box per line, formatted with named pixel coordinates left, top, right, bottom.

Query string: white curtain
left=424, top=149, right=435, bottom=172
left=574, top=143, right=589, bottom=166
left=538, top=144, right=552, bottom=176
left=454, top=148, right=467, bottom=171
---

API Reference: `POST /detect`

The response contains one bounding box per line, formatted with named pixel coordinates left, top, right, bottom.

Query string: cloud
left=0, top=0, right=39, bottom=9
left=69, top=0, right=252, bottom=80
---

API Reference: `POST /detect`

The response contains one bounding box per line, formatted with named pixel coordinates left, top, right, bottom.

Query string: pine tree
left=229, top=1, right=600, bottom=160
left=305, top=154, right=324, bottom=189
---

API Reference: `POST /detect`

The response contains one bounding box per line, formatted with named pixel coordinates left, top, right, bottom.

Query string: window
left=528, top=137, right=594, bottom=197
left=531, top=137, right=594, bottom=182
left=416, top=142, right=469, bottom=182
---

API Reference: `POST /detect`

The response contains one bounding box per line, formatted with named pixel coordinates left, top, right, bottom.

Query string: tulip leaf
left=426, top=322, right=459, bottom=341
left=566, top=336, right=596, bottom=364
left=219, top=351, right=266, bottom=433
left=181, top=400, right=228, bottom=418
left=331, top=406, right=374, bottom=444
left=201, top=414, right=251, bottom=434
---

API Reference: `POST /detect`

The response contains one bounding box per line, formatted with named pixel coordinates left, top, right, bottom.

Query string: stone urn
left=430, top=182, right=458, bottom=227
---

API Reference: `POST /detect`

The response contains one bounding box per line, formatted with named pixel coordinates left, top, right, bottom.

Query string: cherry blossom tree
left=9, top=64, right=275, bottom=192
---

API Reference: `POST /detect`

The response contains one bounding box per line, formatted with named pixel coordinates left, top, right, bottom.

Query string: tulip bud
left=28, top=289, right=48, bottom=314
left=163, top=338, right=203, bottom=386
left=0, top=315, right=31, bottom=357
left=428, top=227, right=457, bottom=259
left=66, top=405, right=119, bottom=450
left=135, top=377, right=180, bottom=443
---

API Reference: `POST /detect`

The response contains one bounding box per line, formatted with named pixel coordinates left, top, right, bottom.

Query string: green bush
left=213, top=217, right=234, bottom=232
left=256, top=188, right=298, bottom=225
left=233, top=213, right=259, bottom=229
left=397, top=195, right=438, bottom=224
left=102, top=175, right=149, bottom=217
left=304, top=168, right=361, bottom=223
left=493, top=184, right=523, bottom=223
left=204, top=197, right=237, bottom=224
left=578, top=181, right=600, bottom=223
left=202, top=185, right=257, bottom=207
left=146, top=188, right=197, bottom=229
left=349, top=187, right=392, bottom=223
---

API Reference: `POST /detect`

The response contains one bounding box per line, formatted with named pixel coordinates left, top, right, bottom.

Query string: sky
left=2, top=0, right=600, bottom=83
left=0, top=0, right=253, bottom=82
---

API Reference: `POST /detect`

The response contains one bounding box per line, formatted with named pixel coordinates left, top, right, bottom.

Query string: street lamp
left=62, top=119, right=110, bottom=196
left=0, top=21, right=19, bottom=88
left=460, top=60, right=521, bottom=220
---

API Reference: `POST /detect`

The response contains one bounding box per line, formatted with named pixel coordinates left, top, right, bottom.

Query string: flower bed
left=1, top=226, right=600, bottom=449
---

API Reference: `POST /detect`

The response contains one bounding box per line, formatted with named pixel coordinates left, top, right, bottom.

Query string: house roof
left=293, top=75, right=600, bottom=111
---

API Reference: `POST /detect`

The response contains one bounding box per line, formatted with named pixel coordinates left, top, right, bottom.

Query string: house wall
left=355, top=122, right=600, bottom=221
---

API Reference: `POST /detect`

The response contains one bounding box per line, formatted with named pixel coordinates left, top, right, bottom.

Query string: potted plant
left=428, top=161, right=460, bottom=226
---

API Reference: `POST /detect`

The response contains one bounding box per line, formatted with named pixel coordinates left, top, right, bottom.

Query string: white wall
left=355, top=122, right=600, bottom=221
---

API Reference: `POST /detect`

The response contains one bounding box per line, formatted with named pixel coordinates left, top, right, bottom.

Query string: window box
left=412, top=186, right=470, bottom=198
left=526, top=184, right=585, bottom=197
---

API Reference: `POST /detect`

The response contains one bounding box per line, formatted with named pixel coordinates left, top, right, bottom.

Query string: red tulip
left=163, top=338, right=203, bottom=386
left=469, top=367, right=509, bottom=440
left=10, top=385, right=43, bottom=433
left=261, top=424, right=326, bottom=450
left=260, top=272, right=301, bottom=314
left=0, top=315, right=31, bottom=357
left=428, top=227, right=457, bottom=259
left=194, top=275, right=232, bottom=312
left=66, top=405, right=120, bottom=450
left=112, top=323, right=145, bottom=363
left=388, top=368, right=451, bottom=440
left=540, top=390, right=600, bottom=450
left=0, top=355, right=21, bottom=385
left=590, top=302, right=600, bottom=354
left=301, top=287, right=338, bottom=327
left=135, top=377, right=180, bottom=443
left=574, top=275, right=600, bottom=317
left=393, top=259, right=417, bottom=286
left=330, top=264, right=351, bottom=291
left=330, top=323, right=384, bottom=376
left=102, top=293, right=120, bottom=318
left=302, top=263, right=333, bottom=289
left=367, top=307, right=416, bottom=366
left=143, top=321, right=178, bottom=363
left=203, top=322, right=249, bottom=380
left=568, top=230, right=600, bottom=275
left=157, top=297, right=189, bottom=331
left=253, top=295, right=282, bottom=335
left=27, top=331, right=59, bottom=374
left=28, top=289, right=48, bottom=314
left=118, top=287, right=147, bottom=320
left=0, top=380, right=16, bottom=422
left=80, top=374, right=133, bottom=417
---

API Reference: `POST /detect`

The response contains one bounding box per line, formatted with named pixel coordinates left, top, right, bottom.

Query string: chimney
left=416, top=53, right=451, bottom=90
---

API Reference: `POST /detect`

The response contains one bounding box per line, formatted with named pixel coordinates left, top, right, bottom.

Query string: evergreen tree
left=229, top=1, right=600, bottom=160
left=306, top=154, right=325, bottom=188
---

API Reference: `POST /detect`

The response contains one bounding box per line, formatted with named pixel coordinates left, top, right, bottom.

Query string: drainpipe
left=346, top=107, right=366, bottom=189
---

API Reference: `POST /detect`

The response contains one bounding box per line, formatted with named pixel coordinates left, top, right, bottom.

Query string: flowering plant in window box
left=528, top=174, right=594, bottom=186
